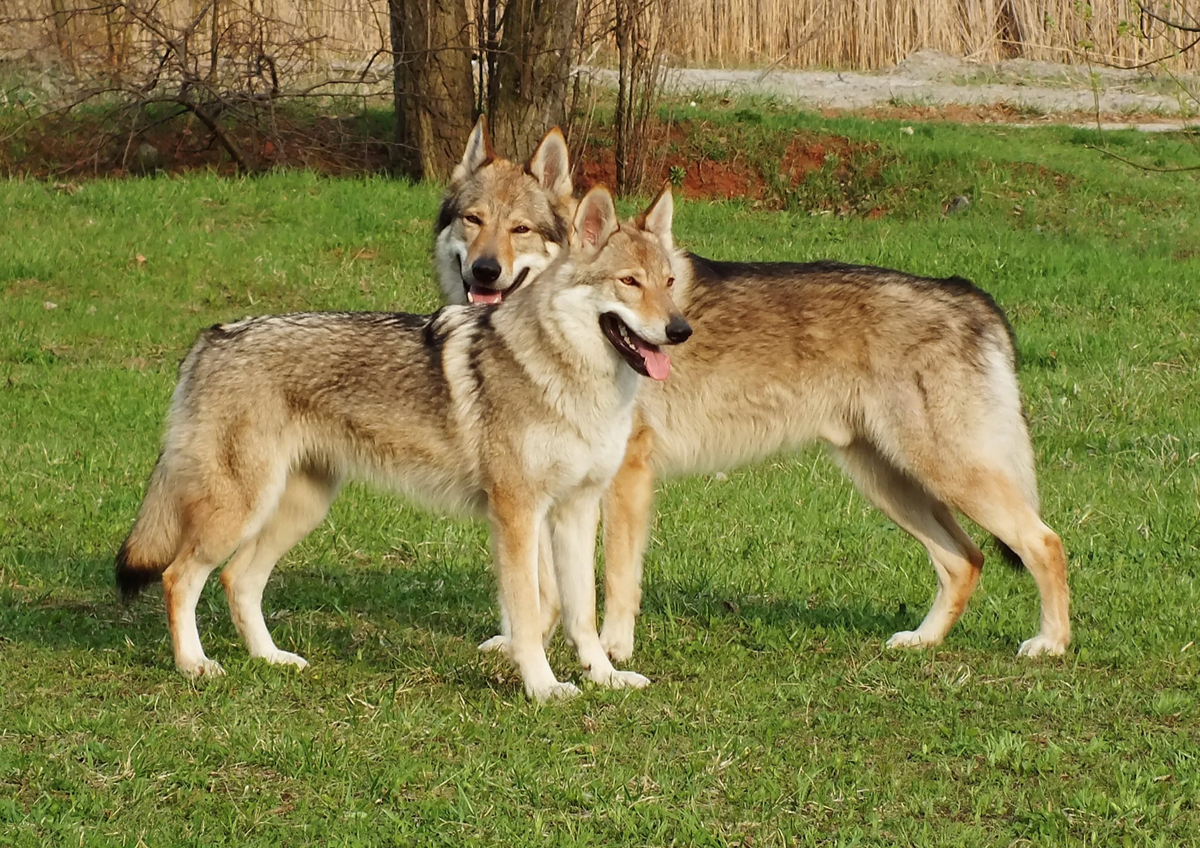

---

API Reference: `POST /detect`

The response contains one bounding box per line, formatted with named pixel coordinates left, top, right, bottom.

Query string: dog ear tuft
left=528, top=128, right=573, bottom=201
left=452, top=116, right=494, bottom=183
left=636, top=183, right=674, bottom=252
left=572, top=186, right=618, bottom=254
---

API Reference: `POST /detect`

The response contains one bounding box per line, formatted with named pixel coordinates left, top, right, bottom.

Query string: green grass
left=2, top=111, right=1200, bottom=846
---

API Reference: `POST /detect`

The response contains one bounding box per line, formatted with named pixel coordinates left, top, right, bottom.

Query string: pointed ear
left=571, top=185, right=618, bottom=255
left=527, top=127, right=573, bottom=201
left=636, top=183, right=674, bottom=252
left=451, top=116, right=494, bottom=183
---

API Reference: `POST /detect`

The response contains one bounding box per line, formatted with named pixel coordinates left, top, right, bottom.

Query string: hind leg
left=834, top=440, right=985, bottom=649
left=164, top=497, right=251, bottom=678
left=948, top=472, right=1071, bottom=656
left=220, top=466, right=340, bottom=669
left=164, top=551, right=227, bottom=678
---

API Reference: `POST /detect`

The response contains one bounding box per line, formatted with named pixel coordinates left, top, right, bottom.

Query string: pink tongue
left=468, top=286, right=502, bottom=305
left=633, top=337, right=670, bottom=381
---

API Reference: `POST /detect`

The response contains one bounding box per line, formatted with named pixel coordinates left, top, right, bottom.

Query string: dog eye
left=666, top=277, right=675, bottom=288
left=621, top=276, right=642, bottom=288
left=464, top=214, right=484, bottom=226
left=511, top=225, right=531, bottom=234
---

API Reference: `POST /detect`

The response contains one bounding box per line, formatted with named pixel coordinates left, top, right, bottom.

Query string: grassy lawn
left=2, top=109, right=1199, bottom=846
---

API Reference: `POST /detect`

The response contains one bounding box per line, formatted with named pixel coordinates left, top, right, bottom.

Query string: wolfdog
left=435, top=115, right=573, bottom=307
left=435, top=124, right=1071, bottom=663
left=115, top=183, right=692, bottom=702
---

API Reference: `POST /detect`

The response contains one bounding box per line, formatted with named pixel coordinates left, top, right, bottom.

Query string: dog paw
left=599, top=625, right=635, bottom=664
left=262, top=650, right=309, bottom=669
left=527, top=680, right=581, bottom=703
left=1017, top=635, right=1067, bottom=658
left=478, top=634, right=510, bottom=654
left=589, top=668, right=650, bottom=690
left=886, top=630, right=934, bottom=650
left=179, top=658, right=226, bottom=680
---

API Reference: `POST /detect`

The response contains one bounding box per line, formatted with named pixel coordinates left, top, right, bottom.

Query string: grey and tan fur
left=436, top=124, right=1072, bottom=662
left=435, top=116, right=573, bottom=307
left=115, top=184, right=691, bottom=702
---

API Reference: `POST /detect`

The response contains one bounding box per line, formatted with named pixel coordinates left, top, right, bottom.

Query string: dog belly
left=647, top=408, right=826, bottom=477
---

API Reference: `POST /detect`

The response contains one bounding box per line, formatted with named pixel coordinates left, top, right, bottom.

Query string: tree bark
left=390, top=0, right=476, bottom=180
left=614, top=0, right=634, bottom=194
left=489, top=0, right=578, bottom=162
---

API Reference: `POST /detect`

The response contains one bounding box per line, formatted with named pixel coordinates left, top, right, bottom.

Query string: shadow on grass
left=642, top=580, right=912, bottom=642
left=0, top=553, right=492, bottom=650
left=2, top=549, right=911, bottom=672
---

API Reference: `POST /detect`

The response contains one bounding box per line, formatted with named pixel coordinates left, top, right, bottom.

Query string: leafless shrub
left=613, top=0, right=671, bottom=195
left=0, top=0, right=392, bottom=173
left=1084, top=3, right=1200, bottom=172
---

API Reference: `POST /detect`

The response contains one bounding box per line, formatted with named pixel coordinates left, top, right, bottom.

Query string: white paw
left=526, top=680, right=581, bottom=703
left=1017, top=634, right=1068, bottom=658
left=886, top=630, right=936, bottom=650
left=599, top=624, right=635, bottom=663
left=478, top=634, right=510, bottom=654
left=589, top=668, right=650, bottom=690
left=179, top=658, right=226, bottom=680
left=262, top=650, right=309, bottom=669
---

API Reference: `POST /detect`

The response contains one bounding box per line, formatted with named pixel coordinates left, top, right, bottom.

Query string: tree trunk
left=390, top=0, right=476, bottom=180
left=488, top=0, right=578, bottom=162
left=614, top=0, right=634, bottom=194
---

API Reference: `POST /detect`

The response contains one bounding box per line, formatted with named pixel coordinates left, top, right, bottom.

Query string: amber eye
left=511, top=224, right=531, bottom=234
left=465, top=214, right=484, bottom=226
left=621, top=276, right=642, bottom=288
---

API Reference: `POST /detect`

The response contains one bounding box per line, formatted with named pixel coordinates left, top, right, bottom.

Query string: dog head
left=562, top=184, right=691, bottom=381
left=435, top=117, right=574, bottom=305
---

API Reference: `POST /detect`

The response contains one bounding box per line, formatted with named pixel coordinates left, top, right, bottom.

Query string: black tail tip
left=995, top=538, right=1024, bottom=570
left=114, top=543, right=163, bottom=601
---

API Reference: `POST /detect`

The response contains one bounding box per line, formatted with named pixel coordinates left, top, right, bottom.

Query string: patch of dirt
left=601, top=49, right=1199, bottom=117
left=833, top=101, right=1196, bottom=129
left=574, top=119, right=887, bottom=213
left=4, top=110, right=393, bottom=178
left=576, top=144, right=763, bottom=201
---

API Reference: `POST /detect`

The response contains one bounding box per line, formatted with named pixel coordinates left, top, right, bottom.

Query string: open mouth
left=463, top=267, right=531, bottom=305
left=599, top=313, right=671, bottom=381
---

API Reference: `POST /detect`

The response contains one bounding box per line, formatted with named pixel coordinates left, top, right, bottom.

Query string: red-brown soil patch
left=4, top=111, right=393, bottom=178
left=574, top=119, right=886, bottom=211
left=575, top=144, right=764, bottom=201
left=3, top=111, right=891, bottom=216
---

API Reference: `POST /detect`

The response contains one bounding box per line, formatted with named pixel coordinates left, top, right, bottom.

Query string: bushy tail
left=115, top=459, right=182, bottom=600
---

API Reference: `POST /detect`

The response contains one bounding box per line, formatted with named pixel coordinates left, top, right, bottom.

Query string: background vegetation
left=5, top=0, right=1200, bottom=72
left=2, top=105, right=1199, bottom=845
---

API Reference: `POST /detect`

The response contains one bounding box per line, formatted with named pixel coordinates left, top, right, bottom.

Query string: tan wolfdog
left=115, top=183, right=691, bottom=701
left=434, top=120, right=1071, bottom=662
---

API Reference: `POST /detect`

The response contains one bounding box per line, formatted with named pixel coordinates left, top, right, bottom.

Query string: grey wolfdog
left=115, top=183, right=692, bottom=702
left=434, top=119, right=1071, bottom=663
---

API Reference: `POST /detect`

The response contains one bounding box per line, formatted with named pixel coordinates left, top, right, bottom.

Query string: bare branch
left=1085, top=143, right=1200, bottom=172
left=1140, top=3, right=1200, bottom=34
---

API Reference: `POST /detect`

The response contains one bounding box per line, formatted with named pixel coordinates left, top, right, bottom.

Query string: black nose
left=665, top=316, right=692, bottom=344
left=471, top=257, right=502, bottom=284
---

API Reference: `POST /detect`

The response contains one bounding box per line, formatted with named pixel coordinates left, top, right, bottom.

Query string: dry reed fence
left=0, top=0, right=391, bottom=82
left=2, top=0, right=1199, bottom=84
left=632, top=0, right=1200, bottom=70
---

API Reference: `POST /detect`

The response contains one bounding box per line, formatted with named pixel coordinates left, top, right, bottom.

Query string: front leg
left=489, top=488, right=578, bottom=702
left=553, top=487, right=650, bottom=692
left=478, top=518, right=561, bottom=654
